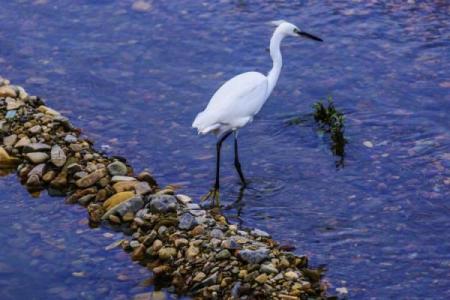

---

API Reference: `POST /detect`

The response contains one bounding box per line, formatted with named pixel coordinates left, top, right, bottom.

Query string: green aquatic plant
left=313, top=97, right=347, bottom=166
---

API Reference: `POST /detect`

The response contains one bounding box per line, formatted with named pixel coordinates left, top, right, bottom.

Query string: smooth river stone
left=23, top=142, right=51, bottom=153
left=26, top=152, right=49, bottom=164
left=75, top=168, right=107, bottom=188
left=103, top=191, right=135, bottom=211
left=111, top=175, right=136, bottom=182
left=0, top=86, right=16, bottom=98
left=50, top=145, right=66, bottom=167
left=107, top=161, right=128, bottom=176
left=112, top=181, right=138, bottom=193
left=14, top=136, right=30, bottom=148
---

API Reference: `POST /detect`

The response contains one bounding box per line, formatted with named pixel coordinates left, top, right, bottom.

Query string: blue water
left=1, top=1, right=449, bottom=299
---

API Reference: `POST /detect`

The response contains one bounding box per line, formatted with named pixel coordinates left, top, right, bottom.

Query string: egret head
left=270, top=20, right=323, bottom=42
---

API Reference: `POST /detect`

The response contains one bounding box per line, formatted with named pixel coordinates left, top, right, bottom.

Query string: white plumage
left=192, top=21, right=322, bottom=204
left=192, top=71, right=268, bottom=136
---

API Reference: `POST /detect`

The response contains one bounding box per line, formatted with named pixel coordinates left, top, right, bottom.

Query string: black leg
left=233, top=131, right=247, bottom=187
left=215, top=131, right=233, bottom=190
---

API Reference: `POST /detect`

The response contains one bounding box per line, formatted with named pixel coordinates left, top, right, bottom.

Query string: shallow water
left=1, top=0, right=450, bottom=299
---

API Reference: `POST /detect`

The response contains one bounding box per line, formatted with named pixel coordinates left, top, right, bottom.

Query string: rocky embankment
left=0, top=77, right=328, bottom=299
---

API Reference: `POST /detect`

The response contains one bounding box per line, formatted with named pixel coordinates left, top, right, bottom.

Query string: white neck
left=266, top=28, right=285, bottom=97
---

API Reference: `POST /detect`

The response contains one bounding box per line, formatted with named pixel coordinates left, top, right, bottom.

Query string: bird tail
left=192, top=111, right=220, bottom=135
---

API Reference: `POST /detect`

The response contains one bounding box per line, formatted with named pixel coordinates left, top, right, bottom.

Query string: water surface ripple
left=1, top=1, right=449, bottom=299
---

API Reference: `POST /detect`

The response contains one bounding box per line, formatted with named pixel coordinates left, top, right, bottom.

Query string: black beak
left=295, top=29, right=323, bottom=42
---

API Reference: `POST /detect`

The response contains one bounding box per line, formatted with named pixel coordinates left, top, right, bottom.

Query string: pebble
left=103, top=191, right=135, bottom=210
left=158, top=247, right=177, bottom=260
left=26, top=152, right=49, bottom=164
left=3, top=134, right=17, bottom=147
left=103, top=196, right=144, bottom=220
left=255, top=273, right=268, bottom=284
left=210, top=228, right=224, bottom=239
left=14, top=136, right=30, bottom=148
left=75, top=168, right=107, bottom=188
left=0, top=86, right=16, bottom=97
left=23, top=142, right=51, bottom=152
left=50, top=144, right=66, bottom=167
left=284, top=271, right=299, bottom=280
left=238, top=248, right=270, bottom=264
left=178, top=213, right=196, bottom=230
left=193, top=272, right=206, bottom=282
left=107, top=161, right=128, bottom=176
left=186, top=245, right=200, bottom=259
left=216, top=249, right=231, bottom=260
left=111, top=175, right=136, bottom=182
left=113, top=181, right=138, bottom=193
left=64, top=134, right=77, bottom=143
left=0, top=146, right=19, bottom=166
left=251, top=228, right=271, bottom=238
left=28, top=125, right=42, bottom=135
left=148, top=194, right=178, bottom=213
left=260, top=263, right=278, bottom=274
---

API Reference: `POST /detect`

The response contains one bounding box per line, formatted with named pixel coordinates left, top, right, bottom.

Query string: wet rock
left=186, top=245, right=200, bottom=259
left=50, top=170, right=68, bottom=189
left=191, top=224, right=205, bottom=236
left=0, top=146, right=19, bottom=167
left=135, top=181, right=152, bottom=195
left=255, top=273, right=268, bottom=284
left=5, top=110, right=16, bottom=119
left=14, top=136, right=30, bottom=148
left=111, top=175, right=136, bottom=182
left=158, top=247, right=177, bottom=260
left=112, top=181, right=138, bottom=193
left=26, top=174, right=41, bottom=189
left=148, top=195, right=178, bottom=213
left=28, top=125, right=42, bottom=135
left=78, top=194, right=95, bottom=206
left=87, top=203, right=105, bottom=225
left=42, top=170, right=56, bottom=182
left=216, top=249, right=231, bottom=260
left=284, top=271, right=299, bottom=281
left=23, top=143, right=51, bottom=153
left=37, top=105, right=60, bottom=116
left=26, top=152, right=49, bottom=164
left=64, top=134, right=77, bottom=143
left=75, top=168, right=107, bottom=188
left=107, top=161, right=128, bottom=176
left=3, top=134, right=17, bottom=147
left=103, top=191, right=135, bottom=210
left=260, top=263, right=278, bottom=274
left=193, top=272, right=206, bottom=282
left=137, top=171, right=157, bottom=187
left=178, top=213, right=196, bottom=230
left=210, top=228, right=224, bottom=239
left=28, top=163, right=45, bottom=178
left=5, top=98, right=23, bottom=110
left=238, top=248, right=270, bottom=264
left=251, top=228, right=271, bottom=238
left=50, top=145, right=66, bottom=167
left=176, top=194, right=192, bottom=204
left=174, top=238, right=188, bottom=248
left=0, top=86, right=16, bottom=97
left=102, top=196, right=144, bottom=220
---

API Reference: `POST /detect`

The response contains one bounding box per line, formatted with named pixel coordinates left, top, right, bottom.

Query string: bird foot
left=201, top=188, right=220, bottom=206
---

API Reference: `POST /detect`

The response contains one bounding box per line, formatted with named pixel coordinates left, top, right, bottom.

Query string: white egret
left=192, top=21, right=322, bottom=204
